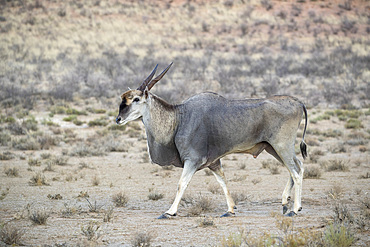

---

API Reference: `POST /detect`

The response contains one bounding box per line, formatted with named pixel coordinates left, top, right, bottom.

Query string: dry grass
left=131, top=231, right=153, bottom=247
left=187, top=195, right=214, bottom=216
left=81, top=221, right=101, bottom=241
left=304, top=166, right=322, bottom=179
left=148, top=191, right=164, bottom=201
left=29, top=172, right=49, bottom=186
left=0, top=224, right=24, bottom=245
left=29, top=209, right=50, bottom=225
left=112, top=192, right=129, bottom=207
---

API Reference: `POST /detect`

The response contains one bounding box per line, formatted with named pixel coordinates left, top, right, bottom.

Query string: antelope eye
left=133, top=98, right=140, bottom=102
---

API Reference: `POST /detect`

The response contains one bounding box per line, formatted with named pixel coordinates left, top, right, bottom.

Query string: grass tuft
left=131, top=231, right=152, bottom=247
left=112, top=192, right=129, bottom=207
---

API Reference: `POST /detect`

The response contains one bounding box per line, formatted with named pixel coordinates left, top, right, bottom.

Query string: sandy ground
left=0, top=107, right=369, bottom=246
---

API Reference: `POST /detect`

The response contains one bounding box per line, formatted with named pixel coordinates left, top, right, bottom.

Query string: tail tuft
left=300, top=141, right=307, bottom=160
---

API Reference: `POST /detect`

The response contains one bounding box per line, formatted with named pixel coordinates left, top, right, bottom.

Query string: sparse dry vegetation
left=0, top=0, right=368, bottom=245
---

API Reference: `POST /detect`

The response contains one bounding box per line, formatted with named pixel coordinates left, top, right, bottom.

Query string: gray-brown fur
left=116, top=64, right=308, bottom=218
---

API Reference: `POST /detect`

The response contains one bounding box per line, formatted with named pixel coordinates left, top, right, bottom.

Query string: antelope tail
left=300, top=104, right=308, bottom=159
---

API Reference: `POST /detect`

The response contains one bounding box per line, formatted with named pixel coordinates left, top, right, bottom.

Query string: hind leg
left=272, top=144, right=304, bottom=215
left=265, top=145, right=293, bottom=213
left=209, top=160, right=236, bottom=217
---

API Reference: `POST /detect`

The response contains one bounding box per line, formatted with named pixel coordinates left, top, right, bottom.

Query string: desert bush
left=345, top=119, right=363, bottom=129
left=208, top=184, right=220, bottom=194
left=103, top=206, right=114, bottom=222
left=29, top=209, right=50, bottom=225
left=131, top=231, right=152, bottom=247
left=4, top=167, right=19, bottom=177
left=231, top=192, right=250, bottom=205
left=0, top=151, right=14, bottom=160
left=358, top=172, right=370, bottom=179
left=197, top=217, right=215, bottom=227
left=269, top=165, right=280, bottom=175
left=29, top=172, right=49, bottom=186
left=326, top=159, right=350, bottom=172
left=112, top=192, right=129, bottom=207
left=63, top=115, right=77, bottom=122
left=324, top=223, right=355, bottom=247
left=86, top=198, right=103, bottom=213
left=327, top=185, right=345, bottom=200
left=88, top=117, right=109, bottom=127
left=148, top=191, right=164, bottom=201
left=81, top=221, right=101, bottom=241
left=12, top=136, right=40, bottom=150
left=188, top=195, right=214, bottom=216
left=61, top=202, right=81, bottom=217
left=0, top=224, right=24, bottom=245
left=0, top=131, right=11, bottom=145
left=69, top=143, right=106, bottom=157
left=52, top=155, right=68, bottom=166
left=28, top=158, right=41, bottom=166
left=92, top=175, right=100, bottom=186
left=22, top=116, right=38, bottom=131
left=304, top=166, right=322, bottom=179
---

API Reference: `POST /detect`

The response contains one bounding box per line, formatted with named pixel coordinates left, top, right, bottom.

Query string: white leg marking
left=210, top=167, right=235, bottom=213
left=165, top=160, right=197, bottom=216
left=282, top=176, right=294, bottom=205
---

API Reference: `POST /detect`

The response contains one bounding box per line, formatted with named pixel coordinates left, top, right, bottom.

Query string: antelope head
left=116, top=63, right=173, bottom=125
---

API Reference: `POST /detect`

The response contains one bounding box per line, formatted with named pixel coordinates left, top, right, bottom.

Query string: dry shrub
left=29, top=172, right=49, bottom=186
left=197, top=217, right=215, bottom=227
left=326, top=159, right=349, bottom=172
left=0, top=224, right=24, bottom=245
left=112, top=192, right=129, bottom=207
left=4, top=167, right=19, bottom=177
left=131, top=231, right=152, bottom=247
left=148, top=191, right=164, bottom=201
left=231, top=192, right=250, bottom=205
left=29, top=209, right=50, bottom=225
left=81, top=221, right=101, bottom=241
left=188, top=195, right=214, bottom=216
left=327, top=185, right=345, bottom=200
left=208, top=184, right=221, bottom=194
left=304, top=166, right=322, bottom=179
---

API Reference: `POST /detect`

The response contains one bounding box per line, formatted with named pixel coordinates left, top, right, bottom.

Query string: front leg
left=158, top=160, right=197, bottom=219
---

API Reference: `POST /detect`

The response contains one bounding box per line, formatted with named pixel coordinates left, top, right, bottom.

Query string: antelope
left=116, top=63, right=308, bottom=219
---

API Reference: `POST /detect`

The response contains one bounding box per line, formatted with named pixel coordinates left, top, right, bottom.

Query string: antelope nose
left=116, top=116, right=121, bottom=124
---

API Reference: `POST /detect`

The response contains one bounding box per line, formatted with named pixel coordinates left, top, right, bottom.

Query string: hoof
left=285, top=211, right=297, bottom=217
left=157, top=213, right=176, bottom=219
left=220, top=212, right=235, bottom=218
left=283, top=205, right=289, bottom=215
left=298, top=207, right=302, bottom=212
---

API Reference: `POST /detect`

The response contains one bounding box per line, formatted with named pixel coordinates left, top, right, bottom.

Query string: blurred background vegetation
left=0, top=0, right=368, bottom=111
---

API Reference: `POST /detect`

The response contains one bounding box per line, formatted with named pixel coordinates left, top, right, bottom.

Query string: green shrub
left=345, top=119, right=363, bottom=129
left=88, top=117, right=109, bottom=127
left=324, top=223, right=355, bottom=247
left=63, top=115, right=77, bottom=122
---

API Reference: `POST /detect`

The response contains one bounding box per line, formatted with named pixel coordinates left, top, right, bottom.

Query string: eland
left=116, top=63, right=308, bottom=219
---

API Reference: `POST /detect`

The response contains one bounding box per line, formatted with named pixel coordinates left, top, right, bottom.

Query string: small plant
left=345, top=119, right=363, bottom=129
left=148, top=191, right=164, bottom=201
left=326, top=159, right=349, bottom=172
left=231, top=192, right=250, bottom=205
left=131, top=231, right=152, bottom=247
left=197, top=217, right=215, bottom=227
left=269, top=166, right=280, bottom=175
left=92, top=175, right=100, bottom=186
left=0, top=151, right=14, bottom=160
left=304, top=166, right=322, bottom=179
left=327, top=185, right=344, bottom=200
left=61, top=202, right=81, bottom=217
left=86, top=198, right=103, bottom=213
left=324, top=223, right=355, bottom=247
left=4, top=167, right=19, bottom=177
left=103, top=206, right=114, bottom=222
left=29, top=172, right=49, bottom=186
left=208, top=184, right=220, bottom=194
left=0, top=224, right=24, bottom=245
left=29, top=209, right=50, bottom=225
left=112, top=192, right=129, bottom=207
left=188, top=195, right=213, bottom=216
left=251, top=178, right=261, bottom=185
left=81, top=221, right=101, bottom=241
left=28, top=158, right=41, bottom=166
